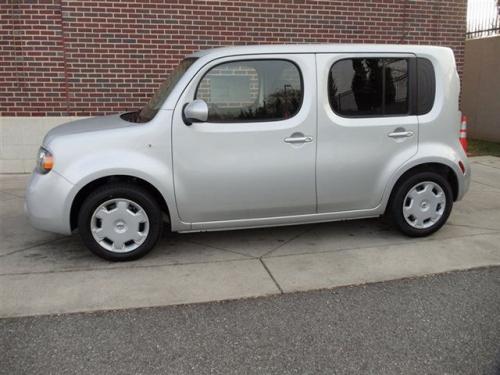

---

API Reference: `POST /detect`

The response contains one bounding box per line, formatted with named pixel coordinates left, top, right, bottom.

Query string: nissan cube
left=26, top=44, right=471, bottom=261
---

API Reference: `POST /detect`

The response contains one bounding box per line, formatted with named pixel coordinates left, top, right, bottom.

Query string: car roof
left=188, top=44, right=451, bottom=58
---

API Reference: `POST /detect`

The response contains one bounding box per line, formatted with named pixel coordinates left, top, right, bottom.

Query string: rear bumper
left=25, top=171, right=74, bottom=235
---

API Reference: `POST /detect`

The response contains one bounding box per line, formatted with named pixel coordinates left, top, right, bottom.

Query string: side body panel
left=379, top=48, right=470, bottom=210
left=315, top=53, right=419, bottom=213
left=414, top=47, right=470, bottom=190
left=171, top=54, right=318, bottom=224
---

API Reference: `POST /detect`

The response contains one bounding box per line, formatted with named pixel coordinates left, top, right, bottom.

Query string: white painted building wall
left=0, top=117, right=85, bottom=173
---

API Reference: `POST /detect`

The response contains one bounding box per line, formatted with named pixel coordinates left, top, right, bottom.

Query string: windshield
left=126, top=57, right=197, bottom=123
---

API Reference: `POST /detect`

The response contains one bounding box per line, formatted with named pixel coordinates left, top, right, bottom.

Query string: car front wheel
left=78, top=183, right=163, bottom=261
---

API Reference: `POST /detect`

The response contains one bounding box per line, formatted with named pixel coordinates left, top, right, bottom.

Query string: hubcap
left=90, top=198, right=149, bottom=253
left=402, top=181, right=446, bottom=229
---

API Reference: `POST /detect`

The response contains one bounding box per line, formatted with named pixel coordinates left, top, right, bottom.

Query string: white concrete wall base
left=0, top=117, right=87, bottom=173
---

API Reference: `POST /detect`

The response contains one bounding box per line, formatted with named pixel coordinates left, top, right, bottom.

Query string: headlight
left=36, top=147, right=54, bottom=174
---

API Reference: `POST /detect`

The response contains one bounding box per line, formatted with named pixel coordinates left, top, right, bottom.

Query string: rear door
left=316, top=53, right=418, bottom=212
left=172, top=54, right=317, bottom=225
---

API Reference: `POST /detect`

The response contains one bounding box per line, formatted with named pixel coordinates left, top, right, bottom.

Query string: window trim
left=194, top=58, right=304, bottom=124
left=327, top=57, right=416, bottom=119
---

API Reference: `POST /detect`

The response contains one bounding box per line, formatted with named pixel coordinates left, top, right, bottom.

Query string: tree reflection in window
left=196, top=60, right=303, bottom=122
left=328, top=58, right=408, bottom=117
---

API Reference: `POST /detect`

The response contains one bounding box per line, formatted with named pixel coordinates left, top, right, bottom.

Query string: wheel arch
left=384, top=162, right=459, bottom=214
left=70, top=175, right=171, bottom=231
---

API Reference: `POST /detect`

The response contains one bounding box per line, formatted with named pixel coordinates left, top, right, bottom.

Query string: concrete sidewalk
left=1, top=156, right=500, bottom=318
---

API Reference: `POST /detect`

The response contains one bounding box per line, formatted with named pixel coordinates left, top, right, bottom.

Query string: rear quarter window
left=416, top=58, right=436, bottom=115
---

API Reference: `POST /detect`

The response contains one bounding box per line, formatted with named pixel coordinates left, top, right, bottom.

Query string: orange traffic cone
left=460, top=115, right=468, bottom=154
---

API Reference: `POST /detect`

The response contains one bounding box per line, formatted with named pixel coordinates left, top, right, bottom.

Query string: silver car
left=25, top=44, right=470, bottom=261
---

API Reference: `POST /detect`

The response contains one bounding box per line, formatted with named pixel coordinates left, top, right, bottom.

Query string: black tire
left=78, top=183, right=163, bottom=261
left=388, top=171, right=453, bottom=237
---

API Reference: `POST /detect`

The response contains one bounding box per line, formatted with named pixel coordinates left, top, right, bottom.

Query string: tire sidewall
left=78, top=184, right=163, bottom=261
left=390, top=172, right=453, bottom=237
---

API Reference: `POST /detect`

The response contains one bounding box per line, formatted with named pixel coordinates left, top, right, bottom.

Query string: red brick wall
left=1, top=0, right=467, bottom=116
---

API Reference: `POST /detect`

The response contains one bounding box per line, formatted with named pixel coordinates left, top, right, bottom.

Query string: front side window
left=328, top=58, right=409, bottom=117
left=195, top=60, right=303, bottom=122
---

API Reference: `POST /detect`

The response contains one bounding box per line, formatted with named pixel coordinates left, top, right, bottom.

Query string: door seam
left=314, top=53, right=319, bottom=213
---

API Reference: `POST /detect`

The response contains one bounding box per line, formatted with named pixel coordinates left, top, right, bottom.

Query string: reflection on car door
left=172, top=54, right=317, bottom=224
left=316, top=53, right=419, bottom=212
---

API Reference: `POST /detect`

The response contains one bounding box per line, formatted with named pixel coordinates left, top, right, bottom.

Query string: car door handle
left=284, top=136, right=313, bottom=144
left=388, top=130, right=414, bottom=138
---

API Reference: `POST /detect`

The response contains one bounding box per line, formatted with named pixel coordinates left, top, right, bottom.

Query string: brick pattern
left=0, top=0, right=467, bottom=117
left=197, top=64, right=261, bottom=106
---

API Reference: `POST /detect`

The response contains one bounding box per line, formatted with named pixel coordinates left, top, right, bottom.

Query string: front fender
left=58, top=150, right=187, bottom=233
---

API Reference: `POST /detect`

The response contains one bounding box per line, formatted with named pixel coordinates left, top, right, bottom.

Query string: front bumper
left=25, top=170, right=74, bottom=235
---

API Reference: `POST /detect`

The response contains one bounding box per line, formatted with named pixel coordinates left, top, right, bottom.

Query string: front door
left=172, top=54, right=317, bottom=224
left=316, top=53, right=419, bottom=212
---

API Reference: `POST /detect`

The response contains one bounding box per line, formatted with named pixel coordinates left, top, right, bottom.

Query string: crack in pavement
left=260, top=258, right=284, bottom=293
left=259, top=224, right=318, bottom=258
left=0, top=256, right=258, bottom=277
left=0, top=237, right=66, bottom=258
left=260, top=230, right=500, bottom=259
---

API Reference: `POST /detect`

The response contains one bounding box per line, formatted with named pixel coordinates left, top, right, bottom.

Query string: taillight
left=459, top=114, right=468, bottom=153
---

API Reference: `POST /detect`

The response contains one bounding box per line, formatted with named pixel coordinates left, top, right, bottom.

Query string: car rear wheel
left=389, top=172, right=453, bottom=237
left=78, top=183, right=163, bottom=261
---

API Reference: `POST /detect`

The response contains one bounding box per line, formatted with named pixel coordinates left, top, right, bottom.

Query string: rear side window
left=195, top=59, right=303, bottom=122
left=328, top=58, right=409, bottom=117
left=416, top=58, right=436, bottom=115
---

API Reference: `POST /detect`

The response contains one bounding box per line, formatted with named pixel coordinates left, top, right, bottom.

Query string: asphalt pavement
left=2, top=267, right=499, bottom=375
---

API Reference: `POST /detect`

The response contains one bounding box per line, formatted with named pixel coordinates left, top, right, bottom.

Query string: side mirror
left=183, top=99, right=208, bottom=125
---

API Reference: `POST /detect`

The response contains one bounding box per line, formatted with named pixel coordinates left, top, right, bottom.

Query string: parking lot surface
left=1, top=156, right=500, bottom=318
